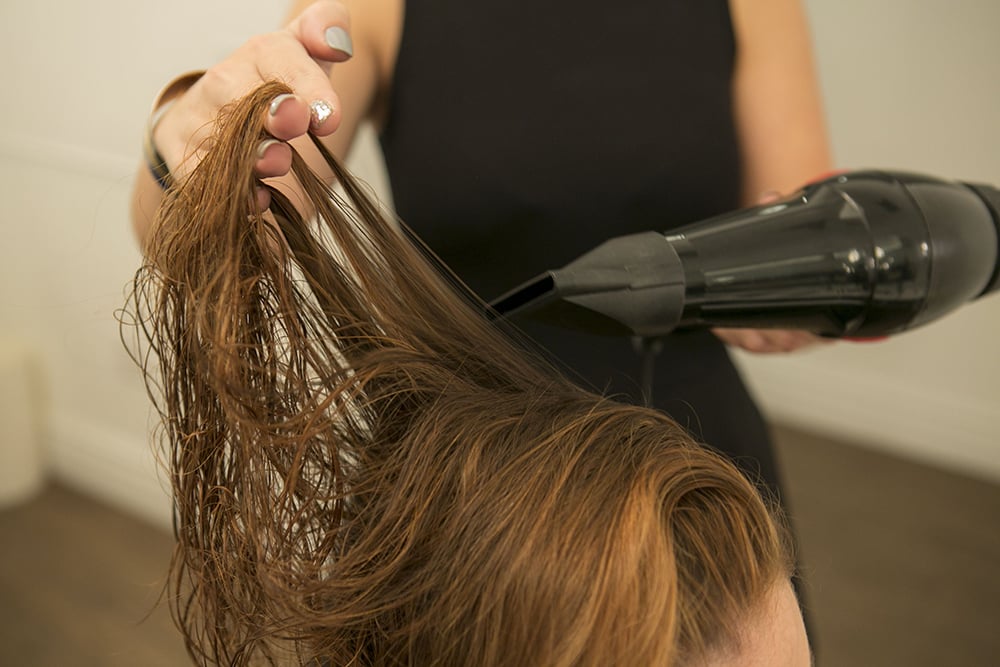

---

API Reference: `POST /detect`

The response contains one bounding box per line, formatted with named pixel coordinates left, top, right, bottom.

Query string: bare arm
left=730, top=0, right=832, bottom=202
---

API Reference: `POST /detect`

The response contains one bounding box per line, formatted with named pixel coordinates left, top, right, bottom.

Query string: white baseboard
left=735, top=353, right=1000, bottom=483
left=47, top=412, right=173, bottom=532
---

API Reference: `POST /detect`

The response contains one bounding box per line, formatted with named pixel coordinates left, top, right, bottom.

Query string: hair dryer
left=489, top=170, right=1000, bottom=338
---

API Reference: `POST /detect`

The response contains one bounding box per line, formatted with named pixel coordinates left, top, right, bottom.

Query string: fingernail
left=325, top=27, right=353, bottom=57
left=309, top=100, right=334, bottom=129
left=256, top=138, right=282, bottom=159
left=269, top=93, right=296, bottom=117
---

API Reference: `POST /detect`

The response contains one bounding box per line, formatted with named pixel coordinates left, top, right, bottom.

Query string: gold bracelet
left=143, top=70, right=206, bottom=190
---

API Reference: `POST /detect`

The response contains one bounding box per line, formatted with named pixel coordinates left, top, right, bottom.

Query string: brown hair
left=125, top=81, right=792, bottom=666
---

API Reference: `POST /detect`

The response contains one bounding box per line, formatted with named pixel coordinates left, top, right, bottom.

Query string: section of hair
left=123, top=81, right=792, bottom=667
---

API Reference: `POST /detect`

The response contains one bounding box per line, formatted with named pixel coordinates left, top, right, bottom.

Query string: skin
left=131, top=0, right=833, bottom=345
left=701, top=580, right=813, bottom=667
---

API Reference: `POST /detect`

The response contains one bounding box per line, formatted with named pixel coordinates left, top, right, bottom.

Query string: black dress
left=379, top=0, right=783, bottom=500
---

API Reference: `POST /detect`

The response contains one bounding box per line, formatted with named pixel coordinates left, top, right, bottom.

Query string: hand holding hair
left=146, top=1, right=352, bottom=200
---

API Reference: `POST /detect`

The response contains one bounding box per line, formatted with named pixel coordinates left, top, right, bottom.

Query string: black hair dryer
left=490, top=170, right=1000, bottom=338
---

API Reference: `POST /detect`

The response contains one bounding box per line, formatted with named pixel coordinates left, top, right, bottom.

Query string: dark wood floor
left=0, top=481, right=185, bottom=665
left=774, top=425, right=1000, bottom=666
left=1, top=424, right=999, bottom=666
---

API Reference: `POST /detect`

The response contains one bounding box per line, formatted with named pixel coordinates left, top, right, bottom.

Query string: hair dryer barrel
left=671, top=170, right=1000, bottom=336
left=489, top=170, right=1000, bottom=338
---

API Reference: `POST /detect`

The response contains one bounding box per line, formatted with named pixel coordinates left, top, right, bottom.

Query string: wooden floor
left=1, top=423, right=999, bottom=666
left=774, top=425, right=1000, bottom=666
left=0, top=482, right=185, bottom=666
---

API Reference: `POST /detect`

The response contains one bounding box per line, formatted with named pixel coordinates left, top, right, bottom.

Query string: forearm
left=130, top=164, right=164, bottom=250
left=730, top=0, right=832, bottom=203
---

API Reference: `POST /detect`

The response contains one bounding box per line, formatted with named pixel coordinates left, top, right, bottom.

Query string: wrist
left=143, top=70, right=206, bottom=190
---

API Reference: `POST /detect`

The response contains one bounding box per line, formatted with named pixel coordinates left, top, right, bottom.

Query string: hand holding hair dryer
left=490, top=171, right=1000, bottom=338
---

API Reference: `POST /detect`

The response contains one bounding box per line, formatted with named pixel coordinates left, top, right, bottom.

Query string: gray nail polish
left=256, top=139, right=281, bottom=159
left=269, top=93, right=296, bottom=117
left=325, top=27, right=354, bottom=57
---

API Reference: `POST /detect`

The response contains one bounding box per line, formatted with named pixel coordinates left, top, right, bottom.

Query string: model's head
left=126, top=81, right=805, bottom=666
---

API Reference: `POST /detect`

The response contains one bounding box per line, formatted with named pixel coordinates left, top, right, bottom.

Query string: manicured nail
left=325, top=27, right=353, bottom=57
left=256, top=138, right=282, bottom=159
left=269, top=93, right=296, bottom=117
left=309, top=100, right=334, bottom=129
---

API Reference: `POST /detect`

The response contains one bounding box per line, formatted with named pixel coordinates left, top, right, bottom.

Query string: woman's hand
left=711, top=327, right=829, bottom=354
left=151, top=1, right=353, bottom=206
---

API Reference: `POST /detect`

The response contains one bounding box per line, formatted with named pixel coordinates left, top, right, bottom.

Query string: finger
left=266, top=93, right=313, bottom=141
left=255, top=139, right=293, bottom=178
left=249, top=33, right=345, bottom=137
left=255, top=186, right=273, bottom=212
left=232, top=8, right=349, bottom=137
left=282, top=2, right=352, bottom=135
left=785, top=331, right=829, bottom=348
left=713, top=328, right=808, bottom=354
left=743, top=333, right=772, bottom=353
left=713, top=328, right=765, bottom=352
left=757, top=190, right=783, bottom=204
left=772, top=333, right=806, bottom=353
left=239, top=38, right=342, bottom=138
left=762, top=330, right=829, bottom=353
left=286, top=1, right=354, bottom=63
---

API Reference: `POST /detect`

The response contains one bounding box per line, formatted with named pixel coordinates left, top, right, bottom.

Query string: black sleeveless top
left=380, top=0, right=782, bottom=495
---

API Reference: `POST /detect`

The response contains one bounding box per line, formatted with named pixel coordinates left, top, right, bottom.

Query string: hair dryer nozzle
left=490, top=231, right=687, bottom=337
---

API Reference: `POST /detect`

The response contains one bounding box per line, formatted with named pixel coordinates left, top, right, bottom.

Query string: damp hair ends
left=122, top=81, right=794, bottom=667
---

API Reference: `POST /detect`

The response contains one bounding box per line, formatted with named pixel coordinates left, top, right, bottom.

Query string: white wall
left=0, top=1, right=290, bottom=527
left=0, top=1, right=996, bottom=527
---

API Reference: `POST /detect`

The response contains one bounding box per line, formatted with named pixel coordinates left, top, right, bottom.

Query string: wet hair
left=124, top=81, right=793, bottom=666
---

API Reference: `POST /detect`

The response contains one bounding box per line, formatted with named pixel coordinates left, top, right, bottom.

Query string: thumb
left=285, top=1, right=354, bottom=64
